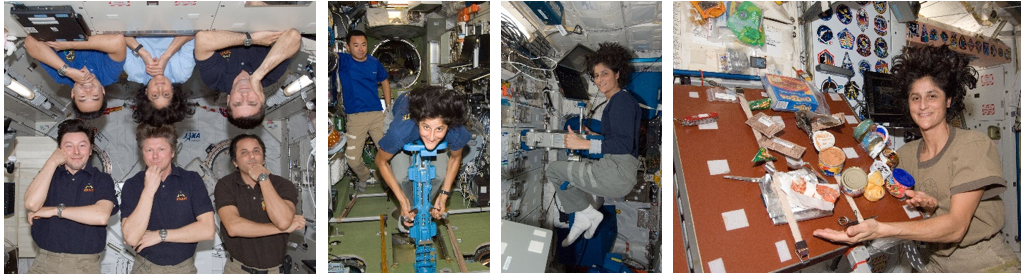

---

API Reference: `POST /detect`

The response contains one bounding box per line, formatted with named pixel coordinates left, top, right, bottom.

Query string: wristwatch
left=440, top=190, right=451, bottom=196
left=257, top=173, right=269, bottom=182
left=243, top=32, right=253, bottom=47
left=159, top=229, right=167, bottom=242
left=58, top=64, right=69, bottom=77
left=57, top=203, right=65, bottom=218
left=132, top=44, right=144, bottom=56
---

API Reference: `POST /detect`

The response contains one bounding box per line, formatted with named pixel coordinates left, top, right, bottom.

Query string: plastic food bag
left=778, top=170, right=838, bottom=212
left=706, top=87, right=739, bottom=103
left=727, top=1, right=765, bottom=47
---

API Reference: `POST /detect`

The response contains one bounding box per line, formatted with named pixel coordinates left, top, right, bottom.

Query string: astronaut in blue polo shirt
left=23, top=119, right=118, bottom=274
left=338, top=29, right=391, bottom=191
left=193, top=29, right=301, bottom=129
left=23, top=34, right=127, bottom=120
left=374, top=85, right=471, bottom=228
left=120, top=124, right=215, bottom=273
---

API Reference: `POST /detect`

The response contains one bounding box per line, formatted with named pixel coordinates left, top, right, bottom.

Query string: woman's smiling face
left=908, top=77, right=952, bottom=131
left=592, top=63, right=620, bottom=96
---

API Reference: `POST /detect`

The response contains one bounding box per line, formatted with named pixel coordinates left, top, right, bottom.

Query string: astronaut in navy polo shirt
left=374, top=85, right=471, bottom=229
left=23, top=119, right=118, bottom=274
left=193, top=29, right=301, bottom=129
left=121, top=124, right=215, bottom=273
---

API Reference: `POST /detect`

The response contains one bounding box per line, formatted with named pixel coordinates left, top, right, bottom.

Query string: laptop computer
left=439, top=35, right=478, bottom=68
left=10, top=5, right=91, bottom=41
left=454, top=34, right=490, bottom=82
left=555, top=44, right=595, bottom=100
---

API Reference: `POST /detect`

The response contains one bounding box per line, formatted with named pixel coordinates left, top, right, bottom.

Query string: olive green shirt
left=896, top=128, right=1006, bottom=256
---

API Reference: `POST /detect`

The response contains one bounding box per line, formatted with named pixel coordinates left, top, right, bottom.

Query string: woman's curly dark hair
left=408, top=85, right=466, bottom=128
left=585, top=42, right=635, bottom=88
left=131, top=81, right=195, bottom=126
left=891, top=45, right=977, bottom=121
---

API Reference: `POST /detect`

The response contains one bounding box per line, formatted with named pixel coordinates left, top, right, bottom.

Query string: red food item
left=791, top=178, right=807, bottom=194
left=817, top=185, right=840, bottom=202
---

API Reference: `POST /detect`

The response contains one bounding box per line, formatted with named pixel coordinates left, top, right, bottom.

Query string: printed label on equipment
left=533, top=229, right=547, bottom=237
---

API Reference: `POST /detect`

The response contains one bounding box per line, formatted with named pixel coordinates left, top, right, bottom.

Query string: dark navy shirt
left=378, top=92, right=471, bottom=154
left=31, top=164, right=118, bottom=254
left=40, top=49, right=124, bottom=87
left=121, top=166, right=214, bottom=265
left=601, top=90, right=641, bottom=157
left=338, top=53, right=388, bottom=114
left=195, top=45, right=292, bottom=94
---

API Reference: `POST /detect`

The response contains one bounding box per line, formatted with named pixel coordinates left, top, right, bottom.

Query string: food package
left=762, top=74, right=819, bottom=112
left=778, top=170, right=838, bottom=212
left=749, top=98, right=772, bottom=111
left=759, top=136, right=807, bottom=159
left=726, top=1, right=765, bottom=46
left=746, top=112, right=785, bottom=137
left=752, top=147, right=777, bottom=163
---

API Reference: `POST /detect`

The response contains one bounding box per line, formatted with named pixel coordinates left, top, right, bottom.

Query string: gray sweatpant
left=545, top=154, right=640, bottom=213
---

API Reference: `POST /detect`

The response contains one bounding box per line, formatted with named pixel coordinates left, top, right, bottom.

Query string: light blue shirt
left=123, top=37, right=195, bottom=84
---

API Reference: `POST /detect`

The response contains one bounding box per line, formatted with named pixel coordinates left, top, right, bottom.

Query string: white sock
left=579, top=207, right=603, bottom=239
left=561, top=207, right=604, bottom=247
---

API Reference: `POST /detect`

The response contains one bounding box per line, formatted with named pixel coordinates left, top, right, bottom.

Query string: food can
left=840, top=167, right=867, bottom=197
left=854, top=119, right=877, bottom=141
left=818, top=146, right=846, bottom=176
left=875, top=125, right=891, bottom=147
left=812, top=131, right=836, bottom=152
left=864, top=183, right=885, bottom=202
left=861, top=133, right=886, bottom=158
left=880, top=148, right=899, bottom=168
left=888, top=168, right=916, bottom=198
left=867, top=170, right=884, bottom=187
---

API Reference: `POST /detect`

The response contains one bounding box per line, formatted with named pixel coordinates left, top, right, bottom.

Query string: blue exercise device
left=402, top=140, right=447, bottom=273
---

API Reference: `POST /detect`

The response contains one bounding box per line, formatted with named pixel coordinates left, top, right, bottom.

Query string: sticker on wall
left=838, top=28, right=855, bottom=50
left=958, top=35, right=967, bottom=50
left=836, top=4, right=853, bottom=25
left=983, top=42, right=990, bottom=55
left=875, top=60, right=889, bottom=73
left=975, top=41, right=982, bottom=53
left=857, top=8, right=870, bottom=32
left=873, top=1, right=887, bottom=14
left=874, top=37, right=888, bottom=58
left=990, top=45, right=997, bottom=57
left=841, top=52, right=854, bottom=71
left=920, top=25, right=929, bottom=42
left=818, top=8, right=833, bottom=21
left=818, top=49, right=836, bottom=66
left=873, top=15, right=888, bottom=36
left=940, top=31, right=948, bottom=43
left=1005, top=49, right=1011, bottom=60
left=929, top=29, right=938, bottom=41
left=822, top=77, right=839, bottom=93
left=951, top=34, right=958, bottom=48
left=857, top=1, right=870, bottom=6
left=858, top=60, right=871, bottom=76
left=844, top=81, right=861, bottom=100
left=906, top=22, right=917, bottom=38
left=817, top=25, right=834, bottom=44
left=856, top=34, right=872, bottom=57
